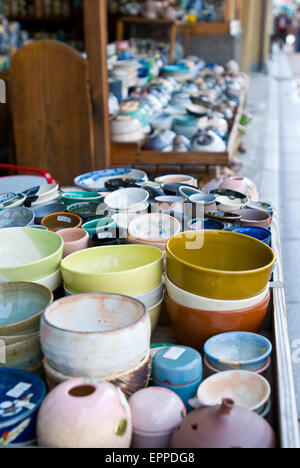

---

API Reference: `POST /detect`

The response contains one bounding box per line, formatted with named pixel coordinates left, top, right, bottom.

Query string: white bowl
left=34, top=268, right=63, bottom=292
left=155, top=174, right=198, bottom=188
left=105, top=188, right=149, bottom=211
left=165, top=275, right=269, bottom=312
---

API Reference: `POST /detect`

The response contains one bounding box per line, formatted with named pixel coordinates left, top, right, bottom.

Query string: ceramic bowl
left=34, top=268, right=62, bottom=292
left=165, top=291, right=271, bottom=351
left=33, top=201, right=67, bottom=225
left=105, top=188, right=149, bottom=211
left=67, top=202, right=109, bottom=223
left=148, top=297, right=164, bottom=334
left=61, top=192, right=103, bottom=207
left=191, top=131, right=226, bottom=152
left=193, top=370, right=271, bottom=414
left=41, top=212, right=82, bottom=232
left=0, top=207, right=34, bottom=229
left=91, top=228, right=127, bottom=247
left=172, top=116, right=200, bottom=140
left=108, top=201, right=149, bottom=216
left=40, top=293, right=150, bottom=379
left=0, top=228, right=63, bottom=282
left=234, top=227, right=272, bottom=246
left=3, top=333, right=43, bottom=369
left=188, top=218, right=226, bottom=231
left=178, top=186, right=202, bottom=199
left=74, top=169, right=148, bottom=192
left=219, top=176, right=259, bottom=202
left=155, top=175, right=198, bottom=188
left=203, top=355, right=271, bottom=378
left=166, top=230, right=275, bottom=300
left=153, top=196, right=185, bottom=213
left=43, top=350, right=151, bottom=398
left=128, top=213, right=181, bottom=244
left=57, top=228, right=90, bottom=258
left=151, top=114, right=174, bottom=131
left=204, top=332, right=272, bottom=372
left=239, top=209, right=271, bottom=229
left=209, top=189, right=249, bottom=213
left=189, top=194, right=218, bottom=216
left=61, top=245, right=163, bottom=296
left=0, top=330, right=40, bottom=345
left=0, top=282, right=53, bottom=336
left=0, top=192, right=26, bottom=210
left=165, top=275, right=269, bottom=312
left=205, top=211, right=242, bottom=222
left=82, top=218, right=117, bottom=236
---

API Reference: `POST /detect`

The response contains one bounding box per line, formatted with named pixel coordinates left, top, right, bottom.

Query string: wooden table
left=115, top=16, right=242, bottom=63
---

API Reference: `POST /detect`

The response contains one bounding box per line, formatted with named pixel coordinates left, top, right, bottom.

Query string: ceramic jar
left=152, top=346, right=203, bottom=411
left=171, top=399, right=277, bottom=448
left=37, top=379, right=132, bottom=448
left=129, top=387, right=186, bottom=448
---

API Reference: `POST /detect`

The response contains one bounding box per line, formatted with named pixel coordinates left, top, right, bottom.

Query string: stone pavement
left=240, top=47, right=300, bottom=431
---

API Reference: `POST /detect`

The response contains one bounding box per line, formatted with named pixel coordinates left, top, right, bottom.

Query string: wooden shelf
left=8, top=16, right=74, bottom=23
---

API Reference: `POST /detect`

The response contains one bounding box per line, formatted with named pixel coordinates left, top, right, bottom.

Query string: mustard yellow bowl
left=166, top=230, right=275, bottom=300
left=61, top=245, right=164, bottom=296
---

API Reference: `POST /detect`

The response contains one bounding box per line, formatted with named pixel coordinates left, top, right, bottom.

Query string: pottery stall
left=0, top=163, right=298, bottom=449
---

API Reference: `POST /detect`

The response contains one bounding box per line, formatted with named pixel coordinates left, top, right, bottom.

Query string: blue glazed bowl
left=188, top=218, right=226, bottom=231
left=204, top=332, right=272, bottom=372
left=0, top=368, right=46, bottom=446
left=234, top=227, right=272, bottom=246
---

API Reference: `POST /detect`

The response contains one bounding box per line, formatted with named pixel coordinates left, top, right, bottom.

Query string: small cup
left=57, top=228, right=90, bottom=258
left=41, top=212, right=82, bottom=232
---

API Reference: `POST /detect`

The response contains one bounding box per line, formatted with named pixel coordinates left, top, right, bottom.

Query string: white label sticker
left=57, top=216, right=72, bottom=223
left=6, top=382, right=32, bottom=398
left=163, top=347, right=185, bottom=361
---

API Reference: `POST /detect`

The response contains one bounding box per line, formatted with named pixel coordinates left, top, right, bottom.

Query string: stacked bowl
left=40, top=293, right=152, bottom=398
left=0, top=282, right=53, bottom=374
left=165, top=230, right=275, bottom=350
left=61, top=244, right=164, bottom=334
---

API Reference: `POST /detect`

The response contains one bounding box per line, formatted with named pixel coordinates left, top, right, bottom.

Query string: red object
left=0, top=164, right=58, bottom=185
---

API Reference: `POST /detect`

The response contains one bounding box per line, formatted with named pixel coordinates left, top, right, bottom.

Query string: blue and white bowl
left=0, top=368, right=46, bottom=446
left=74, top=169, right=148, bottom=192
left=204, top=332, right=272, bottom=372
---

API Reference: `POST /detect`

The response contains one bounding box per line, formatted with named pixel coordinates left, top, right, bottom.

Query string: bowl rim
left=42, top=292, right=148, bottom=335
left=196, top=369, right=271, bottom=412
left=128, top=213, right=181, bottom=243
left=233, top=226, right=272, bottom=240
left=148, top=296, right=165, bottom=312
left=0, top=227, right=63, bottom=272
left=0, top=282, right=53, bottom=327
left=61, top=244, right=164, bottom=277
left=240, top=208, right=271, bottom=222
left=105, top=187, right=150, bottom=210
left=42, top=211, right=82, bottom=224
left=203, top=332, right=273, bottom=367
left=166, top=230, right=276, bottom=275
left=61, top=191, right=103, bottom=199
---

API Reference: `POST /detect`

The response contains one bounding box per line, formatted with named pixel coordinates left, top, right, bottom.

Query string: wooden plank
left=225, top=0, right=236, bottom=21
left=272, top=211, right=300, bottom=448
left=176, top=21, right=231, bottom=36
left=9, top=40, right=94, bottom=185
left=83, top=0, right=111, bottom=169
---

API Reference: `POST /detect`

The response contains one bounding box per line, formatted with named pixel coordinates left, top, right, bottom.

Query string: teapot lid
left=171, top=399, right=277, bottom=449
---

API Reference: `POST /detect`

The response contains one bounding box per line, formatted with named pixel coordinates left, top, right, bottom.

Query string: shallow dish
left=61, top=245, right=163, bottom=296
left=165, top=291, right=270, bottom=350
left=0, top=228, right=63, bottom=283
left=74, top=168, right=148, bottom=192
left=194, top=370, right=271, bottom=413
left=0, top=207, right=34, bottom=229
left=105, top=188, right=149, bottom=211
left=0, top=282, right=53, bottom=335
left=0, top=192, right=26, bottom=210
left=203, top=332, right=272, bottom=372
left=40, top=293, right=151, bottom=378
left=165, top=275, right=269, bottom=312
left=166, top=230, right=275, bottom=300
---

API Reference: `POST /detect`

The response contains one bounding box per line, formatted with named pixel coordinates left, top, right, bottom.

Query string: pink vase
left=37, top=379, right=132, bottom=448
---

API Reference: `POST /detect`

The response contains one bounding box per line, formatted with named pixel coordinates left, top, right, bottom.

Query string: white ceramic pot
left=40, top=293, right=151, bottom=379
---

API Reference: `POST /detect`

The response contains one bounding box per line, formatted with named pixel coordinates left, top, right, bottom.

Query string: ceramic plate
left=0, top=176, right=48, bottom=194
left=74, top=169, right=148, bottom=191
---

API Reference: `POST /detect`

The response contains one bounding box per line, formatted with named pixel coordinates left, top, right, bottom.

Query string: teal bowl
left=61, top=192, right=104, bottom=207
left=82, top=218, right=117, bottom=236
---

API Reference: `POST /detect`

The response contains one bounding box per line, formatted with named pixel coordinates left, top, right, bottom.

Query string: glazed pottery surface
left=219, top=176, right=259, bottom=202
left=203, top=332, right=272, bottom=372
left=234, top=227, right=272, bottom=246
left=43, top=350, right=151, bottom=399
left=129, top=387, right=186, bottom=449
left=82, top=218, right=117, bottom=236
left=33, top=201, right=66, bottom=225
left=171, top=399, right=277, bottom=448
left=155, top=175, right=197, bottom=188
left=0, top=207, right=34, bottom=229
left=240, top=209, right=271, bottom=229
left=188, top=218, right=226, bottom=231
left=57, top=228, right=90, bottom=258
left=209, top=188, right=249, bottom=213
left=74, top=168, right=148, bottom=192
left=203, top=356, right=271, bottom=378
left=165, top=291, right=270, bottom=350
left=0, top=282, right=53, bottom=335
left=193, top=370, right=271, bottom=413
left=61, top=245, right=163, bottom=296
left=1, top=333, right=43, bottom=370
left=37, top=379, right=132, bottom=448
left=105, top=188, right=149, bottom=211
left=128, top=213, right=181, bottom=243
left=166, top=230, right=275, bottom=300
left=148, top=297, right=164, bottom=334
left=40, top=293, right=151, bottom=378
left=61, top=192, right=103, bottom=206
left=33, top=268, right=62, bottom=292
left=0, top=228, right=63, bottom=283
left=67, top=202, right=108, bottom=223
left=41, top=212, right=82, bottom=232
left=0, top=368, right=46, bottom=446
left=165, top=275, right=269, bottom=312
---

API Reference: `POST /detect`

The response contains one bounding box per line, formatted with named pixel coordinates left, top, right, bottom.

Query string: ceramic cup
left=57, top=228, right=90, bottom=258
